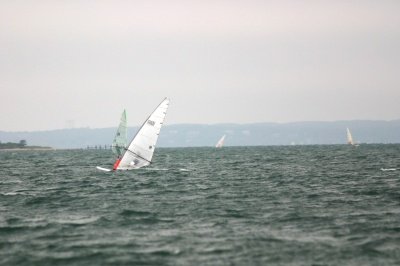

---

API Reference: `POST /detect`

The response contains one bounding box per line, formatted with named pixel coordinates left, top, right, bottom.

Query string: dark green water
left=1, top=145, right=399, bottom=265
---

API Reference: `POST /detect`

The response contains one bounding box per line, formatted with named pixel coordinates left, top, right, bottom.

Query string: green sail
left=111, top=110, right=127, bottom=156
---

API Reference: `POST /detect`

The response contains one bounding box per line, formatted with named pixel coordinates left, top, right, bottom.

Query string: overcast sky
left=1, top=0, right=399, bottom=131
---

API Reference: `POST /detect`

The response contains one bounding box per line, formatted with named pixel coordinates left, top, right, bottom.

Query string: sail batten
left=124, top=148, right=152, bottom=163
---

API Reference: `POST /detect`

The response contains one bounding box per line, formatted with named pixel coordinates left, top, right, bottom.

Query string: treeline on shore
left=0, top=140, right=27, bottom=149
left=0, top=140, right=51, bottom=150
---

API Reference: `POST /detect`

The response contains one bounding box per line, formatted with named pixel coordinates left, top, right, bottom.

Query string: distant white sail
left=346, top=127, right=355, bottom=145
left=111, top=109, right=127, bottom=156
left=215, top=135, right=226, bottom=148
left=116, top=98, right=170, bottom=170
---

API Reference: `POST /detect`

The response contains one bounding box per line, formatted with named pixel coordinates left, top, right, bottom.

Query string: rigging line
left=124, top=148, right=152, bottom=163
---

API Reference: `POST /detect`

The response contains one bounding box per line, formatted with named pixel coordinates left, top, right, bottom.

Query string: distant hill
left=1, top=120, right=400, bottom=149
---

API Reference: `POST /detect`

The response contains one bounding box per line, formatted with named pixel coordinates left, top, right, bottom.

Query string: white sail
left=346, top=127, right=354, bottom=145
left=116, top=98, right=170, bottom=170
left=111, top=109, right=127, bottom=156
left=215, top=135, right=226, bottom=148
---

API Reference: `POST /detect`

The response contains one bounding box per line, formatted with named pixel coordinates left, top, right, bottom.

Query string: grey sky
left=1, top=0, right=399, bottom=131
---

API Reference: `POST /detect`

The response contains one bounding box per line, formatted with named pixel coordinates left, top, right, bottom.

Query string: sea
left=0, top=145, right=399, bottom=265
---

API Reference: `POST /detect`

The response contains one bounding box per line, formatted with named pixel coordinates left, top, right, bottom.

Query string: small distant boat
left=97, top=98, right=170, bottom=171
left=215, top=135, right=226, bottom=148
left=346, top=127, right=359, bottom=146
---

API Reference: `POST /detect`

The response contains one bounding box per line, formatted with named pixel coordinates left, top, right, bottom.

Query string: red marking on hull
left=113, top=158, right=122, bottom=170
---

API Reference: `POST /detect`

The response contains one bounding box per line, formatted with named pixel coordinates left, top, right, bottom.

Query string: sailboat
left=97, top=98, right=170, bottom=171
left=346, top=127, right=359, bottom=146
left=111, top=109, right=127, bottom=157
left=215, top=135, right=226, bottom=148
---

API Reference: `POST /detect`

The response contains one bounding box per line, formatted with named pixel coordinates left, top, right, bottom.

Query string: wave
left=145, top=168, right=169, bottom=171
left=143, top=167, right=190, bottom=172
left=119, top=209, right=153, bottom=217
left=1, top=192, right=19, bottom=196
left=0, top=179, right=22, bottom=184
left=380, top=168, right=397, bottom=171
left=51, top=215, right=100, bottom=225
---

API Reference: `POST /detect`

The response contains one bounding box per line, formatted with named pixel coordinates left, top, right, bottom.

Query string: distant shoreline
left=0, top=147, right=54, bottom=151
left=2, top=120, right=400, bottom=148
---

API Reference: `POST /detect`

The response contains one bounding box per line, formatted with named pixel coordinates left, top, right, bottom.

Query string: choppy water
left=1, top=145, right=399, bottom=265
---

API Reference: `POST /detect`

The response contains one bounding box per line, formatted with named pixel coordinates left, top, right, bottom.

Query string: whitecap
left=0, top=180, right=22, bottom=184
left=145, top=168, right=169, bottom=171
left=381, top=168, right=397, bottom=171
left=53, top=215, right=100, bottom=225
left=3, top=192, right=18, bottom=196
